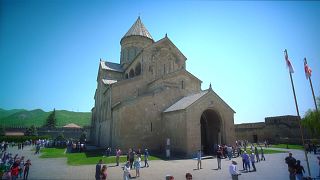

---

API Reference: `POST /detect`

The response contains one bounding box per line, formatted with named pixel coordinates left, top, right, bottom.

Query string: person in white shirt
left=229, top=161, right=240, bottom=180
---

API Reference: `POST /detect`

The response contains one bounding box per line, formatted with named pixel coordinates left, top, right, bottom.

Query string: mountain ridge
left=0, top=108, right=91, bottom=128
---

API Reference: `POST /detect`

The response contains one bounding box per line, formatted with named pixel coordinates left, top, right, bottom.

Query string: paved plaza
left=7, top=146, right=320, bottom=180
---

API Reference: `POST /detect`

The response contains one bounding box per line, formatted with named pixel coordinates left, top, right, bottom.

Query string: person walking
left=19, top=156, right=25, bottom=178
left=243, top=151, right=250, bottom=172
left=260, top=147, right=265, bottom=161
left=116, top=148, right=121, bottom=166
left=134, top=155, right=141, bottom=177
left=197, top=150, right=202, bottom=170
left=95, top=159, right=103, bottom=180
left=129, top=149, right=135, bottom=169
left=10, top=161, right=20, bottom=180
left=250, top=153, right=256, bottom=172
left=23, top=159, right=31, bottom=180
left=254, top=147, right=260, bottom=162
left=295, top=160, right=305, bottom=180
left=317, top=156, right=320, bottom=178
left=144, top=149, right=149, bottom=167
left=123, top=161, right=131, bottom=180
left=217, top=148, right=222, bottom=170
left=285, top=153, right=296, bottom=180
left=229, top=161, right=240, bottom=180
left=100, top=165, right=108, bottom=180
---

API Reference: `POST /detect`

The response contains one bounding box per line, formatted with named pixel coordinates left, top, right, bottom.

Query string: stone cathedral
left=90, top=17, right=235, bottom=156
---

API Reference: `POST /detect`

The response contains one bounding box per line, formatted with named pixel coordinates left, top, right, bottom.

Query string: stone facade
left=90, top=17, right=235, bottom=156
left=235, top=115, right=311, bottom=144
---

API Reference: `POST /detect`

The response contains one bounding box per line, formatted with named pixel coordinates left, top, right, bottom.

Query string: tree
left=45, top=108, right=57, bottom=129
left=0, top=125, right=5, bottom=136
left=302, top=95, right=320, bottom=136
left=25, top=125, right=37, bottom=136
left=79, top=131, right=87, bottom=143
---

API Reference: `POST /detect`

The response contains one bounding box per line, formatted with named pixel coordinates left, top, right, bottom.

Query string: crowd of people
left=95, top=147, right=150, bottom=180
left=0, top=141, right=32, bottom=180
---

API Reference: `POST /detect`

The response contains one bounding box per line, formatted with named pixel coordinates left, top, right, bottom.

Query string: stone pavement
left=6, top=146, right=320, bottom=180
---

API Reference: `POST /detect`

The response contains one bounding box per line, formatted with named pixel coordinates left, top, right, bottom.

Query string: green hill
left=0, top=108, right=91, bottom=128
left=0, top=108, right=25, bottom=119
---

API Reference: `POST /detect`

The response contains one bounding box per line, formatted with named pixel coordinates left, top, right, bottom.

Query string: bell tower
left=120, top=17, right=154, bottom=69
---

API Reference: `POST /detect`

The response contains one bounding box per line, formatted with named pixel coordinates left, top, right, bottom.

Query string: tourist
left=123, top=161, right=130, bottom=180
left=106, top=147, right=111, bottom=157
left=217, top=147, right=222, bottom=169
left=229, top=161, right=240, bottom=180
left=254, top=147, right=260, bottom=162
left=185, top=173, right=192, bottom=180
left=260, top=147, right=265, bottom=161
left=241, top=151, right=246, bottom=170
left=134, top=155, right=141, bottom=177
left=317, top=156, right=320, bottom=177
left=227, top=145, right=232, bottom=160
left=197, top=150, right=202, bottom=170
left=129, top=148, right=135, bottom=169
left=136, top=148, right=142, bottom=158
left=95, top=159, right=103, bottom=180
left=144, top=149, right=149, bottom=167
left=10, top=160, right=20, bottom=180
left=250, top=153, right=256, bottom=171
left=243, top=151, right=250, bottom=172
left=295, top=160, right=305, bottom=180
left=19, top=156, right=25, bottom=178
left=100, top=165, right=108, bottom=180
left=285, top=152, right=296, bottom=180
left=23, top=159, right=31, bottom=180
left=116, top=148, right=121, bottom=166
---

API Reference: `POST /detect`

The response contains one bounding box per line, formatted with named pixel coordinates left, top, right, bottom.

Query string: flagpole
left=305, top=58, right=319, bottom=112
left=284, top=49, right=311, bottom=176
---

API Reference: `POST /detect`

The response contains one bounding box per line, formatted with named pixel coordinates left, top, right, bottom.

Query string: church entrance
left=200, top=109, right=221, bottom=155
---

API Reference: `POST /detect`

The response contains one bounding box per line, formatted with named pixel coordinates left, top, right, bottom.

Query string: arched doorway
left=200, top=109, right=221, bottom=155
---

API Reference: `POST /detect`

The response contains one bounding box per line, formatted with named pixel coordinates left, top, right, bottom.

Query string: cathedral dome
left=121, top=16, right=153, bottom=42
left=120, top=17, right=154, bottom=68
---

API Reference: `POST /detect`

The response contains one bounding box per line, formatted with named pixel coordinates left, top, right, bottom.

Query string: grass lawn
left=271, top=144, right=304, bottom=150
left=39, top=148, right=162, bottom=166
left=260, top=149, right=287, bottom=154
left=40, top=147, right=66, bottom=158
left=241, top=148, right=288, bottom=154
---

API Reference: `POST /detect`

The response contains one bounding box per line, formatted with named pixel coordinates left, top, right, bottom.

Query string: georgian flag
left=284, top=50, right=294, bottom=73
left=304, top=58, right=312, bottom=79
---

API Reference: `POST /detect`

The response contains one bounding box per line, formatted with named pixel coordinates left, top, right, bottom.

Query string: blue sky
left=0, top=0, right=319, bottom=124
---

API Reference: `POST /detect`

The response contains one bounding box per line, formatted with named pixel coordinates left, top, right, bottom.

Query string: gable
left=164, top=89, right=235, bottom=113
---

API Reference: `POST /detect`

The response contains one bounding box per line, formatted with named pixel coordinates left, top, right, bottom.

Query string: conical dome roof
left=122, top=17, right=153, bottom=41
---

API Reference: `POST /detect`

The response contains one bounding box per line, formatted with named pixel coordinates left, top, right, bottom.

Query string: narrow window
left=181, top=80, right=184, bottom=89
left=151, top=122, right=153, bottom=132
left=163, top=64, right=166, bottom=74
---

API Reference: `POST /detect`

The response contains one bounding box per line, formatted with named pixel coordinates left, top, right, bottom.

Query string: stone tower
left=120, top=17, right=154, bottom=70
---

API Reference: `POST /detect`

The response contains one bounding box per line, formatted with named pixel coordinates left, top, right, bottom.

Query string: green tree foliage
left=79, top=131, right=87, bottom=142
left=55, top=133, right=66, bottom=141
left=45, top=108, right=57, bottom=129
left=302, top=95, right=320, bottom=136
left=0, top=125, right=5, bottom=136
left=25, top=125, right=38, bottom=136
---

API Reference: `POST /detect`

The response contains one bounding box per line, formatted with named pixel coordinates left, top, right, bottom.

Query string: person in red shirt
left=10, top=161, right=20, bottom=180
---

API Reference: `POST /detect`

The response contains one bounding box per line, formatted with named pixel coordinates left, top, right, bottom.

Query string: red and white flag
left=304, top=58, right=312, bottom=79
left=284, top=50, right=294, bottom=73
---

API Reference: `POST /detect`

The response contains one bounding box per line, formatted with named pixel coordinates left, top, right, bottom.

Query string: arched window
left=135, top=62, right=141, bottom=76
left=129, top=69, right=135, bottom=78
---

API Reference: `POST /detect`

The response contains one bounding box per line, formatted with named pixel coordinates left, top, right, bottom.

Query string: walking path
left=7, top=146, right=320, bottom=179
